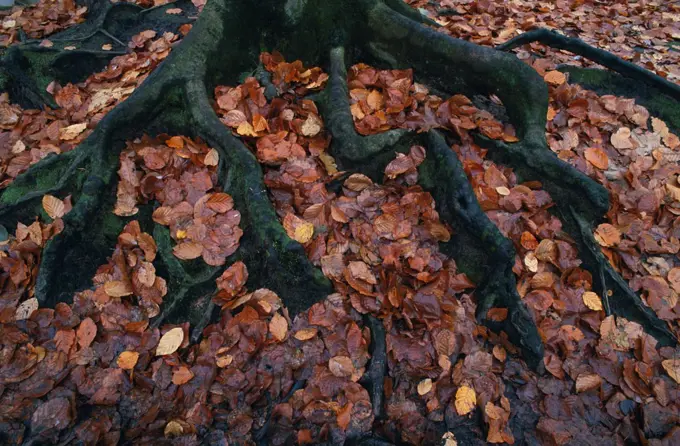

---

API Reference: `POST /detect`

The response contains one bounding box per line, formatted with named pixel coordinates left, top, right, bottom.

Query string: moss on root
left=1, top=1, right=678, bottom=443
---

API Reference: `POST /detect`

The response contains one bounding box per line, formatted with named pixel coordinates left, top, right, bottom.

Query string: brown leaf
left=283, top=213, right=314, bottom=243
left=204, top=148, right=219, bottom=166
left=544, top=70, right=566, bottom=86
left=662, top=359, right=680, bottom=383
left=172, top=366, right=194, bottom=385
left=42, top=195, right=66, bottom=219
left=575, top=373, right=602, bottom=393
left=294, top=328, right=318, bottom=341
left=329, top=356, right=354, bottom=377
left=173, top=242, right=203, bottom=260
left=104, top=280, right=134, bottom=297
left=59, top=123, right=87, bottom=140
left=611, top=127, right=633, bottom=149
left=594, top=223, right=621, bottom=247
left=76, top=317, right=97, bottom=349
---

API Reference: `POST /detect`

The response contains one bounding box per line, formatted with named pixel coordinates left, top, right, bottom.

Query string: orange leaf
left=206, top=193, right=234, bottom=213
left=329, top=356, right=354, bottom=377
left=544, top=70, right=566, bottom=86
left=269, top=312, right=288, bottom=341
left=594, top=223, right=621, bottom=247
left=172, top=366, right=194, bottom=385
left=76, top=317, right=97, bottom=349
left=294, top=328, right=318, bottom=341
left=584, top=147, right=609, bottom=169
left=104, top=280, right=134, bottom=297
left=166, top=136, right=184, bottom=149
left=117, top=351, right=139, bottom=370
left=283, top=213, right=314, bottom=243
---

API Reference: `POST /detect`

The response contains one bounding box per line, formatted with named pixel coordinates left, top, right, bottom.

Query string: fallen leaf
left=42, top=195, right=66, bottom=219
left=575, top=373, right=602, bottom=392
left=418, top=378, right=433, bottom=395
left=455, top=385, right=476, bottom=416
left=283, top=213, right=314, bottom=243
left=544, top=70, right=566, bottom=86
left=204, top=148, right=219, bottom=166
left=164, top=420, right=184, bottom=438
left=294, top=328, right=318, bottom=341
left=76, top=317, right=97, bottom=349
left=104, top=280, right=134, bottom=297
left=584, top=147, right=609, bottom=169
left=15, top=298, right=38, bottom=320
left=156, top=327, right=184, bottom=356
left=173, top=242, right=203, bottom=260
left=583, top=291, right=603, bottom=311
left=59, top=123, right=87, bottom=140
left=611, top=127, right=633, bottom=149
left=594, top=223, right=621, bottom=247
left=172, top=366, right=194, bottom=385
left=117, top=351, right=139, bottom=370
left=662, top=359, right=680, bottom=383
left=269, top=312, right=288, bottom=341
left=329, top=356, right=354, bottom=377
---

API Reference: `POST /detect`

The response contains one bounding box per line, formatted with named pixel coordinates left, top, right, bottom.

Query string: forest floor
left=0, top=0, right=680, bottom=445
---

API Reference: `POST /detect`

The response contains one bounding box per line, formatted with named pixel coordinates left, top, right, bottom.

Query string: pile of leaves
left=114, top=134, right=241, bottom=266
left=0, top=26, right=187, bottom=188
left=0, top=0, right=88, bottom=46
left=413, top=0, right=680, bottom=83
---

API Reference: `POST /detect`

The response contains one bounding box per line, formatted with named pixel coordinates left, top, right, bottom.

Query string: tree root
left=0, top=0, right=195, bottom=108
left=497, top=27, right=680, bottom=102
left=1, top=0, right=678, bottom=443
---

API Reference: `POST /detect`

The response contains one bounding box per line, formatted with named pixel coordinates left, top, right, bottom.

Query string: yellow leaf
left=283, top=213, right=314, bottom=244
left=495, top=186, right=510, bottom=196
left=164, top=420, right=184, bottom=438
left=544, top=70, right=566, bottom=86
left=42, top=195, right=65, bottom=219
left=59, top=123, right=87, bottom=140
left=584, top=147, right=609, bottom=170
left=117, top=351, right=139, bottom=370
left=318, top=152, right=338, bottom=174
left=417, top=378, right=433, bottom=396
left=156, top=327, right=184, bottom=356
left=269, top=312, right=288, bottom=341
left=204, top=148, right=219, bottom=166
left=492, top=345, right=507, bottom=362
left=583, top=291, right=603, bottom=311
left=442, top=432, right=458, bottom=446
left=662, top=359, right=680, bottom=383
left=236, top=121, right=257, bottom=136
left=294, top=327, right=318, bottom=341
left=455, top=385, right=476, bottom=415
left=215, top=347, right=233, bottom=368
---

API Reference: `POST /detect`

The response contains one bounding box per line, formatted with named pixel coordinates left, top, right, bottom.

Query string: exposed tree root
left=497, top=27, right=680, bottom=102
left=1, top=0, right=678, bottom=443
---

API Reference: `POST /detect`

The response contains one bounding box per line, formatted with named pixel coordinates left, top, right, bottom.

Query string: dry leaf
left=117, top=351, right=139, bottom=370
left=15, top=298, right=38, bottom=320
left=544, top=70, right=566, bottom=86
left=294, top=328, right=318, bottom=341
left=173, top=242, right=203, bottom=260
left=662, top=359, right=680, bottom=383
left=329, top=356, right=354, bottom=377
left=524, top=252, right=538, bottom=272
left=575, top=373, right=602, bottom=393
left=594, top=223, right=621, bottom=247
left=582, top=291, right=603, bottom=311
left=269, top=313, right=288, bottom=341
left=104, top=280, right=134, bottom=297
left=455, top=385, right=476, bottom=415
left=611, top=127, right=633, bottom=149
left=417, top=378, right=433, bottom=395
left=156, top=327, right=184, bottom=356
left=59, top=123, right=87, bottom=140
left=172, top=366, right=194, bottom=385
left=42, top=195, right=65, bottom=219
left=584, top=147, right=609, bottom=169
left=76, top=317, right=97, bottom=349
left=204, top=148, right=219, bottom=166
left=283, top=213, right=314, bottom=243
